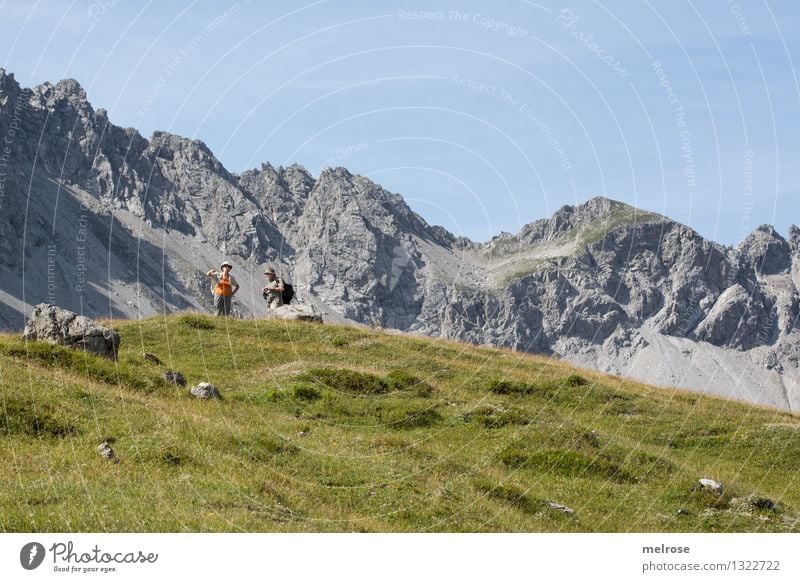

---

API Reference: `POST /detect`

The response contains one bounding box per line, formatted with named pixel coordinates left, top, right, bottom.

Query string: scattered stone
left=748, top=495, right=776, bottom=511
left=143, top=352, right=162, bottom=365
left=763, top=351, right=783, bottom=372
left=97, top=441, right=118, bottom=463
left=23, top=304, right=120, bottom=359
left=191, top=382, right=221, bottom=399
left=585, top=429, right=601, bottom=445
left=698, top=478, right=724, bottom=494
left=163, top=370, right=187, bottom=386
left=547, top=502, right=575, bottom=515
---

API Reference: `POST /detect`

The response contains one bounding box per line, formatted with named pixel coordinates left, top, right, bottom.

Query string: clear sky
left=1, top=0, right=798, bottom=245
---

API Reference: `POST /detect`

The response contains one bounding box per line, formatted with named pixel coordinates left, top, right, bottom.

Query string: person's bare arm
left=206, top=269, right=217, bottom=278
left=232, top=284, right=240, bottom=295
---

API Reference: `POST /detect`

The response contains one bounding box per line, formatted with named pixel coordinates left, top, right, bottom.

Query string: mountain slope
left=1, top=315, right=799, bottom=532
left=1, top=70, right=799, bottom=410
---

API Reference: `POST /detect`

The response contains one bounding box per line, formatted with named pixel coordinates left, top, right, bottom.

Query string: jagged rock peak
left=319, top=165, right=353, bottom=181
left=29, top=78, right=93, bottom=115
left=571, top=195, right=620, bottom=212
left=284, top=162, right=312, bottom=177
left=0, top=68, right=20, bottom=96
left=314, top=167, right=389, bottom=205
left=512, top=196, right=665, bottom=246
left=54, top=78, right=87, bottom=100
left=789, top=224, right=800, bottom=254
left=255, top=161, right=278, bottom=176
left=149, top=130, right=210, bottom=152
left=244, top=161, right=312, bottom=181
left=266, top=162, right=312, bottom=179
left=738, top=224, right=791, bottom=275
left=147, top=130, right=222, bottom=169
left=745, top=224, right=783, bottom=238
left=312, top=166, right=386, bottom=210
left=738, top=224, right=788, bottom=251
left=0, top=68, right=16, bottom=84
left=32, top=77, right=87, bottom=101
left=564, top=195, right=664, bottom=220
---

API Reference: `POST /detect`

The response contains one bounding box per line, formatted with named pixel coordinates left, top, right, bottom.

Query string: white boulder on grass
left=191, top=382, right=221, bottom=399
left=698, top=478, right=723, bottom=494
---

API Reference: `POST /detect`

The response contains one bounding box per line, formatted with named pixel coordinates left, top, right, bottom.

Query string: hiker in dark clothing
left=262, top=267, right=284, bottom=311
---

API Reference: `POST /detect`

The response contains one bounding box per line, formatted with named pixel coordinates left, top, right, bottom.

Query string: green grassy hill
left=1, top=314, right=798, bottom=532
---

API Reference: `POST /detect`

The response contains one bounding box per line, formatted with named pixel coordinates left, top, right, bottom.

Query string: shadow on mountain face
left=0, top=174, right=196, bottom=329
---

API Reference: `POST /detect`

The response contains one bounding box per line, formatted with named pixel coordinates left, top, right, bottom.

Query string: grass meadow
left=1, top=314, right=798, bottom=532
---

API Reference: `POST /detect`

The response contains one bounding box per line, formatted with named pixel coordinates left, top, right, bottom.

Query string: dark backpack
left=281, top=282, right=294, bottom=305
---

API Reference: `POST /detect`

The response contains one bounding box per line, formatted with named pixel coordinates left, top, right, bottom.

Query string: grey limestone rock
left=789, top=225, right=800, bottom=255
left=97, top=441, right=118, bottom=463
left=746, top=496, right=776, bottom=511
left=698, top=478, right=723, bottom=494
left=693, top=285, right=773, bottom=350
left=23, top=304, right=120, bottom=359
left=191, top=382, right=221, bottom=399
left=163, top=370, right=187, bottom=386
left=547, top=502, right=575, bottom=515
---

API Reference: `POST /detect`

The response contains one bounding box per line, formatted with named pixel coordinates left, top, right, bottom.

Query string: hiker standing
left=207, top=261, right=240, bottom=316
left=262, top=267, right=284, bottom=311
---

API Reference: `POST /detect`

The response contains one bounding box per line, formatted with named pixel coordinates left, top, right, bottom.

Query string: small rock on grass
left=547, top=502, right=575, bottom=515
left=163, top=370, right=187, bottom=386
left=97, top=441, right=119, bottom=463
left=732, top=495, right=776, bottom=511
left=191, top=382, right=221, bottom=399
left=698, top=478, right=723, bottom=494
left=748, top=496, right=776, bottom=511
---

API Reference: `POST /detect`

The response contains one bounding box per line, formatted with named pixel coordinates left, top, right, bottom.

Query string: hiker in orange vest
left=206, top=261, right=240, bottom=316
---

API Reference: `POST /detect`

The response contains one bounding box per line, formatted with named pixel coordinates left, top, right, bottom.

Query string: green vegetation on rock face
left=0, top=315, right=798, bottom=532
left=490, top=201, right=665, bottom=283
left=500, top=258, right=556, bottom=285
left=574, top=204, right=663, bottom=247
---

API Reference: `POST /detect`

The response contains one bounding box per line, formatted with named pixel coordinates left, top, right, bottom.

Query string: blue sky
left=1, top=0, right=798, bottom=244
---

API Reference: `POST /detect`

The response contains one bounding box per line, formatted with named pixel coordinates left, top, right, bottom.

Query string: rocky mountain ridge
left=1, top=70, right=798, bottom=410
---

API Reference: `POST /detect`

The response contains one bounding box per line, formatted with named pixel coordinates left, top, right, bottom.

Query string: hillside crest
left=1, top=72, right=799, bottom=411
